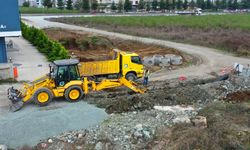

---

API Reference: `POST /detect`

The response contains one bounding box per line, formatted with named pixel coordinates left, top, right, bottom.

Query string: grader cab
left=8, top=59, right=145, bottom=112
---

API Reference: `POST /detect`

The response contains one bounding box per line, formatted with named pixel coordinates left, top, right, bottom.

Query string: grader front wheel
left=34, top=88, right=53, bottom=106
left=65, top=86, right=84, bottom=102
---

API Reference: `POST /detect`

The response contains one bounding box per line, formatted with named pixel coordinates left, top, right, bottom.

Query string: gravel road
left=22, top=15, right=250, bottom=81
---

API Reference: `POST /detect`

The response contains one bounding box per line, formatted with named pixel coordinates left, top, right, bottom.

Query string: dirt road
left=22, top=15, right=249, bottom=80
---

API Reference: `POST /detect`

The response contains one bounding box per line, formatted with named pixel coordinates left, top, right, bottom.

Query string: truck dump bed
left=80, top=59, right=120, bottom=76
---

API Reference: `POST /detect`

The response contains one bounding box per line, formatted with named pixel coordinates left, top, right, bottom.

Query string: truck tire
left=65, top=86, right=84, bottom=102
left=125, top=73, right=137, bottom=81
left=33, top=88, right=53, bottom=106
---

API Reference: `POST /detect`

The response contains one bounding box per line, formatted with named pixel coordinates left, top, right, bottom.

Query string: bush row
left=21, top=22, right=69, bottom=61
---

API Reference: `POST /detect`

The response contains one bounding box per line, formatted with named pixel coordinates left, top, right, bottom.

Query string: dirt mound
left=224, top=90, right=250, bottom=103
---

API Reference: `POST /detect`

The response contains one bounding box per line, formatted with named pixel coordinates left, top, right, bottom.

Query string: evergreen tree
left=183, top=0, right=188, bottom=9
left=91, top=0, right=98, bottom=10
left=206, top=0, right=212, bottom=9
left=220, top=0, right=227, bottom=9
left=152, top=0, right=158, bottom=10
left=201, top=0, right=206, bottom=9
left=57, top=0, right=64, bottom=9
left=146, top=1, right=151, bottom=11
left=241, top=0, right=250, bottom=9
left=214, top=0, right=220, bottom=10
left=189, top=0, right=196, bottom=8
left=176, top=0, right=182, bottom=9
left=232, top=0, right=238, bottom=9
left=111, top=1, right=117, bottom=10
left=138, top=0, right=145, bottom=9
left=66, top=0, right=73, bottom=10
left=74, top=0, right=83, bottom=10
left=117, top=0, right=123, bottom=12
left=172, top=0, right=176, bottom=9
left=124, top=0, right=132, bottom=12
left=43, top=0, right=53, bottom=8
left=228, top=0, right=233, bottom=9
left=159, top=0, right=166, bottom=11
left=82, top=0, right=90, bottom=12
left=23, top=1, right=30, bottom=7
left=166, top=0, right=170, bottom=10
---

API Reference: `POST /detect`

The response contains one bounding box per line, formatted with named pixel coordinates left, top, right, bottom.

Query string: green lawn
left=20, top=7, right=80, bottom=14
left=60, top=14, right=250, bottom=30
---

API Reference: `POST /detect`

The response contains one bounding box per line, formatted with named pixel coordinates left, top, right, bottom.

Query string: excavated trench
left=85, top=75, right=250, bottom=114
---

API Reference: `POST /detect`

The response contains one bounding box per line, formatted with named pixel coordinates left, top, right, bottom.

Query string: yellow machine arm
left=85, top=77, right=146, bottom=94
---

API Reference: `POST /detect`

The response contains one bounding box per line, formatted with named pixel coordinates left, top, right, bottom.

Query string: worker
left=143, top=69, right=150, bottom=86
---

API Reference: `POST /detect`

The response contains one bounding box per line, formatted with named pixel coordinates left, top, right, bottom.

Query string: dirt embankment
left=49, top=18, right=250, bottom=57
left=43, top=28, right=196, bottom=71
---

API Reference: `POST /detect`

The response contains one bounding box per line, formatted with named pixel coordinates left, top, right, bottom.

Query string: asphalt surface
left=22, top=15, right=250, bottom=81
left=0, top=100, right=107, bottom=149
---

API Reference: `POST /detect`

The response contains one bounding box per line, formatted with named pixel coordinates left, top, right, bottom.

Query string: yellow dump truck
left=80, top=49, right=144, bottom=81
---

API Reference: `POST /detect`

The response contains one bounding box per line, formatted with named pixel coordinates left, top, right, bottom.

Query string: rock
left=173, top=116, right=190, bottom=124
left=143, top=130, right=151, bottom=139
left=191, top=116, right=207, bottom=129
left=0, top=144, right=7, bottom=150
left=48, top=139, right=53, bottom=143
left=95, top=142, right=103, bottom=150
left=135, top=124, right=143, bottom=131
left=78, top=133, right=83, bottom=139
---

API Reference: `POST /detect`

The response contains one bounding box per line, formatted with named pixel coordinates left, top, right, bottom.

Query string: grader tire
left=34, top=88, right=53, bottom=106
left=65, top=86, right=84, bottom=102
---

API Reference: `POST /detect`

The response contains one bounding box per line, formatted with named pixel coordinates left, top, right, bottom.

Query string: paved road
left=22, top=15, right=250, bottom=80
left=6, top=37, right=49, bottom=81
left=0, top=100, right=107, bottom=149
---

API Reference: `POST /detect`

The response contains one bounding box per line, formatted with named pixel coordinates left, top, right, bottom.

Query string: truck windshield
left=131, top=56, right=142, bottom=64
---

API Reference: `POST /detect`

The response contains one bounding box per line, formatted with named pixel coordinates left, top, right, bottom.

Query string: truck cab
left=119, top=51, right=144, bottom=81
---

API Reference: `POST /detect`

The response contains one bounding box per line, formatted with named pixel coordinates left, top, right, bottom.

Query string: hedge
left=21, top=22, right=69, bottom=61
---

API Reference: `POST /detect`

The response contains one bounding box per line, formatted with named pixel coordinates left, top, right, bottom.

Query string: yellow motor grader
left=8, top=59, right=145, bottom=112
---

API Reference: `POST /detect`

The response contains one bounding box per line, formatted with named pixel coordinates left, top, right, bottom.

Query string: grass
left=20, top=7, right=80, bottom=14
left=56, top=14, right=250, bottom=30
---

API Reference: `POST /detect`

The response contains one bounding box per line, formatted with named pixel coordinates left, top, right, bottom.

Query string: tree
left=152, top=0, right=158, bottom=10
left=74, top=0, right=83, bottom=10
left=214, top=0, right=220, bottom=10
left=166, top=0, right=170, bottom=10
left=23, top=1, right=30, bottom=7
left=118, top=0, right=123, bottom=12
left=138, top=0, right=145, bottom=9
left=82, top=0, right=90, bottom=12
left=220, top=0, right=227, bottom=9
left=228, top=0, right=233, bottom=9
left=43, top=0, right=53, bottom=8
left=232, top=0, right=238, bottom=9
left=241, top=0, right=250, bottom=9
left=159, top=0, right=166, bottom=11
left=183, top=0, right=188, bottom=9
left=124, top=0, right=132, bottom=12
left=172, top=0, right=176, bottom=9
left=57, top=0, right=64, bottom=9
left=66, top=0, right=73, bottom=10
left=111, top=1, right=117, bottom=10
left=91, top=0, right=98, bottom=10
left=176, top=0, right=182, bottom=9
left=146, top=1, right=150, bottom=11
left=189, top=0, right=196, bottom=9
left=206, top=0, right=212, bottom=9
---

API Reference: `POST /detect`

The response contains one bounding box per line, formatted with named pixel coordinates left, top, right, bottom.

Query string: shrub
left=21, top=22, right=69, bottom=61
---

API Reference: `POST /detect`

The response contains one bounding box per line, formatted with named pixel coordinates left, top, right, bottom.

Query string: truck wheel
left=125, top=73, right=137, bottom=81
left=65, top=86, right=84, bottom=102
left=34, top=88, right=53, bottom=106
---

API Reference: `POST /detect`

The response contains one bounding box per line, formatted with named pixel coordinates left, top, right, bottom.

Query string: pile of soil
left=43, top=28, right=196, bottom=71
